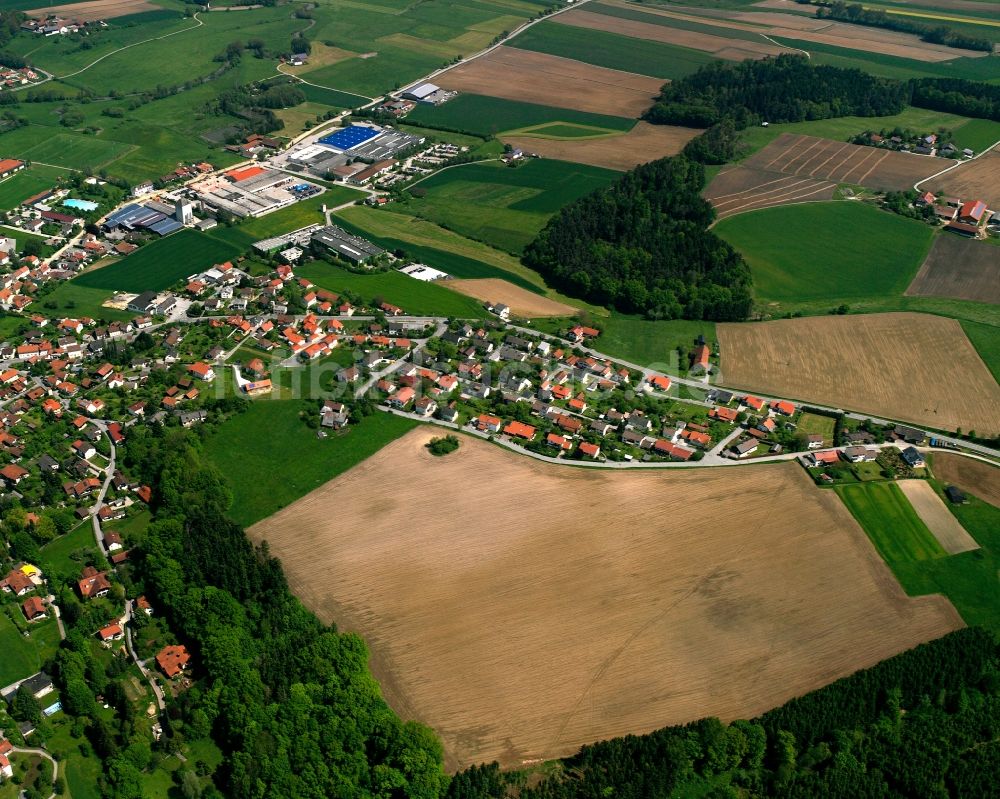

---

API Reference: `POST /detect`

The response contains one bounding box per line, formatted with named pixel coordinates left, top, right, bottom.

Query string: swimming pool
left=63, top=198, right=99, bottom=211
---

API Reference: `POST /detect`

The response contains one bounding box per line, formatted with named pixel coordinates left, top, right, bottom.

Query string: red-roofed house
left=743, top=395, right=766, bottom=412
left=503, top=421, right=536, bottom=440
left=156, top=644, right=191, bottom=678
left=187, top=362, right=215, bottom=382
left=22, top=596, right=46, bottom=622
left=578, top=441, right=601, bottom=459
left=98, top=622, right=124, bottom=644
left=958, top=199, right=987, bottom=225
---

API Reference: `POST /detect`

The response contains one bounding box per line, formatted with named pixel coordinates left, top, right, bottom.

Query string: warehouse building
left=401, top=82, right=456, bottom=105
left=312, top=225, right=384, bottom=264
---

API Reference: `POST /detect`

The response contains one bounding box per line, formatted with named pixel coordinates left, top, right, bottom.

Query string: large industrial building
left=189, top=166, right=323, bottom=218
left=275, top=124, right=424, bottom=181
left=311, top=225, right=384, bottom=264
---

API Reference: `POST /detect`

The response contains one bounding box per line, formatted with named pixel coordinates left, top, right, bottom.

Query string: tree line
left=447, top=627, right=1000, bottom=798
left=523, top=156, right=753, bottom=321
left=817, top=2, right=993, bottom=52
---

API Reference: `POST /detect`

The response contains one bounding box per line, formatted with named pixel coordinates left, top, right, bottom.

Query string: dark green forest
left=447, top=627, right=1000, bottom=799
left=522, top=157, right=753, bottom=321
left=644, top=55, right=1000, bottom=128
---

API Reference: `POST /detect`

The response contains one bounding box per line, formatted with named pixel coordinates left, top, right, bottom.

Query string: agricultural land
left=932, top=453, right=1000, bottom=508
left=906, top=233, right=1000, bottom=304
left=248, top=428, right=961, bottom=769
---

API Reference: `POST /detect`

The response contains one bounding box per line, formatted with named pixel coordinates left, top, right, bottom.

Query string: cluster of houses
left=853, top=130, right=975, bottom=159
left=0, top=66, right=41, bottom=88
left=914, top=192, right=994, bottom=238
left=20, top=15, right=107, bottom=36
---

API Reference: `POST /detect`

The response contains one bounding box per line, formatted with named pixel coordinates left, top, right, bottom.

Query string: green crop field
left=403, top=158, right=618, bottom=253
left=0, top=129, right=134, bottom=173
left=406, top=94, right=635, bottom=137
left=37, top=281, right=133, bottom=322
left=0, top=165, right=66, bottom=210
left=509, top=20, right=717, bottom=80
left=714, top=203, right=935, bottom=305
left=74, top=229, right=242, bottom=292
left=837, top=482, right=947, bottom=563
left=951, top=117, right=1000, bottom=153
left=961, top=320, right=1000, bottom=383
left=296, top=261, right=489, bottom=318
left=297, top=83, right=371, bottom=108
left=203, top=400, right=418, bottom=526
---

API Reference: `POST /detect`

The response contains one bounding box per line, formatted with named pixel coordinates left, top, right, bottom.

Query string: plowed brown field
left=718, top=313, right=1000, bottom=436
left=434, top=47, right=662, bottom=117
left=925, top=149, right=1000, bottom=210
left=445, top=278, right=577, bottom=317
left=932, top=453, right=1000, bottom=509
left=906, top=233, right=1000, bottom=304
left=27, top=0, right=158, bottom=21
left=248, top=429, right=962, bottom=770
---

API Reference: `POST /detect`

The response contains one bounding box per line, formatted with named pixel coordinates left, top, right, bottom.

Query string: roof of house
left=156, top=644, right=191, bottom=678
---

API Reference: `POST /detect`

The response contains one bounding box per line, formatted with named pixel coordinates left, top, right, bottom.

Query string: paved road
left=88, top=420, right=118, bottom=559
left=124, top=600, right=166, bottom=712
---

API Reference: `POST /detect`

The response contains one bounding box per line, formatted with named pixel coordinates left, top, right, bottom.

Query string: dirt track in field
left=27, top=0, right=158, bottom=21
left=248, top=428, right=962, bottom=770
left=502, top=121, right=701, bottom=170
left=554, top=8, right=789, bottom=59
left=896, top=480, right=979, bottom=554
left=445, top=278, right=578, bottom=317
left=705, top=167, right=837, bottom=219
left=932, top=453, right=1000, bottom=509
left=906, top=233, right=1000, bottom=304
left=718, top=313, right=1000, bottom=436
left=434, top=47, right=662, bottom=118
left=925, top=150, right=1000, bottom=210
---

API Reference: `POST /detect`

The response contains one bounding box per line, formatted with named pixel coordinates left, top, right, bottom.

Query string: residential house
left=156, top=644, right=191, bottom=678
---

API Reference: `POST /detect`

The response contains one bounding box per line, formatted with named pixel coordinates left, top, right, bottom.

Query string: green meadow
left=837, top=482, right=947, bottom=563
left=0, top=165, right=67, bottom=210
left=714, top=202, right=935, bottom=305
left=402, top=158, right=619, bottom=254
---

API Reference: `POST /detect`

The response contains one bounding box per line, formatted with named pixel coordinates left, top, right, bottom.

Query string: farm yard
left=932, top=453, right=1000, bottom=509
left=924, top=148, right=1000, bottom=209
left=445, top=278, right=577, bottom=317
left=740, top=133, right=955, bottom=191
left=74, top=229, right=242, bottom=292
left=716, top=312, right=1000, bottom=436
left=906, top=234, right=1000, bottom=305
left=897, top=480, right=979, bottom=555
left=714, top=203, right=934, bottom=304
left=248, top=429, right=961, bottom=770
left=502, top=121, right=702, bottom=171
left=433, top=48, right=664, bottom=118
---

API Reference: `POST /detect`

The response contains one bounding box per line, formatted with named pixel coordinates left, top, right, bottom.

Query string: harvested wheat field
left=435, top=47, right=662, bottom=117
left=744, top=134, right=955, bottom=191
left=718, top=313, right=1000, bottom=436
left=446, top=278, right=577, bottom=317
left=705, top=167, right=836, bottom=219
left=925, top=149, right=1000, bottom=210
left=553, top=8, right=789, bottom=59
left=897, top=480, right=979, bottom=554
left=906, top=234, right=1000, bottom=304
left=248, top=429, right=961, bottom=770
left=27, top=0, right=158, bottom=21
left=502, top=121, right=700, bottom=170
left=932, top=453, right=1000, bottom=509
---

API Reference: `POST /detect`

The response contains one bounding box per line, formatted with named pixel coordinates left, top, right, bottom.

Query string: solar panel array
left=318, top=125, right=382, bottom=152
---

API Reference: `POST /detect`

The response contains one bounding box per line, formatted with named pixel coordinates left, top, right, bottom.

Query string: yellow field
left=718, top=313, right=1000, bottom=436
left=248, top=429, right=961, bottom=770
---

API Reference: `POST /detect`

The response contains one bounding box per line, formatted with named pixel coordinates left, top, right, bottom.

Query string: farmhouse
left=0, top=159, right=24, bottom=179
left=958, top=199, right=987, bottom=225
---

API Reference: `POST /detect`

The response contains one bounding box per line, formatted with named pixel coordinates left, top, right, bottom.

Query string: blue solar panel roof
left=318, top=125, right=381, bottom=151
left=149, top=218, right=182, bottom=236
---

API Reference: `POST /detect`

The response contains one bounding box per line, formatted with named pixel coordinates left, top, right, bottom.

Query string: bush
left=426, top=434, right=460, bottom=456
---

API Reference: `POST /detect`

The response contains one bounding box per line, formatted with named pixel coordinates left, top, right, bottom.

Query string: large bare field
left=905, top=233, right=1000, bottom=304
left=705, top=167, right=836, bottom=219
left=248, top=429, right=961, bottom=770
left=897, top=480, right=979, bottom=554
left=932, top=453, right=1000, bottom=509
left=445, top=278, right=577, bottom=317
left=502, top=121, right=700, bottom=171
left=27, top=0, right=158, bottom=21
left=925, top=150, right=1000, bottom=210
left=435, top=47, right=662, bottom=118
left=554, top=8, right=789, bottom=59
left=717, top=313, right=1000, bottom=436
left=744, top=133, right=955, bottom=191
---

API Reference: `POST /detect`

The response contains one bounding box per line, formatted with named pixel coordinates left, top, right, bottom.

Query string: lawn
left=509, top=19, right=717, bottom=80
left=36, top=280, right=133, bottom=322
left=403, top=158, right=619, bottom=254
left=406, top=93, right=635, bottom=137
left=74, top=229, right=242, bottom=292
left=0, top=605, right=59, bottom=684
left=209, top=188, right=363, bottom=250
left=0, top=165, right=67, bottom=211
left=1, top=129, right=135, bottom=173
left=836, top=482, right=947, bottom=563
left=45, top=721, right=102, bottom=799
left=797, top=412, right=836, bottom=443
left=961, top=320, right=1000, bottom=383
left=39, top=523, right=105, bottom=580
left=203, top=401, right=419, bottom=527
left=714, top=203, right=935, bottom=305
left=296, top=261, right=489, bottom=318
